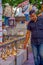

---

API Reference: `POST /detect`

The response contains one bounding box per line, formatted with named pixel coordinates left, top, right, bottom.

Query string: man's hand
left=38, top=13, right=42, bottom=16
left=23, top=30, right=30, bottom=49
left=24, top=43, right=27, bottom=49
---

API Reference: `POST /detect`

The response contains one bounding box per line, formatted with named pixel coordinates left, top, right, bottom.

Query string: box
left=16, top=49, right=27, bottom=65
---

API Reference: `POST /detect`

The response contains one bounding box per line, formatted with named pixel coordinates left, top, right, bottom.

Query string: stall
left=0, top=34, right=28, bottom=65
left=2, top=3, right=28, bottom=64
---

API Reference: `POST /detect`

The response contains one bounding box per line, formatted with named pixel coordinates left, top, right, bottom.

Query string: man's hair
left=29, top=10, right=36, bottom=15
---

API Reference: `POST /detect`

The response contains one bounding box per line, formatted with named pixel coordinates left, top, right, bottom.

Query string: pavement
left=23, top=52, right=35, bottom=65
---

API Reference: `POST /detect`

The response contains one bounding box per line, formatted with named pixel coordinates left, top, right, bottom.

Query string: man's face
left=30, top=13, right=37, bottom=21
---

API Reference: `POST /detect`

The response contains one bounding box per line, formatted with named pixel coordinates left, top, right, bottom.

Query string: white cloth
left=4, top=6, right=14, bottom=17
left=22, top=4, right=30, bottom=14
left=15, top=7, right=24, bottom=16
left=32, top=6, right=38, bottom=12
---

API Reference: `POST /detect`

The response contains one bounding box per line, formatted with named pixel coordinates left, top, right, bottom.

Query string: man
left=32, top=3, right=38, bottom=13
left=4, top=3, right=11, bottom=26
left=4, top=3, right=14, bottom=26
left=24, top=10, right=43, bottom=65
left=22, top=0, right=31, bottom=24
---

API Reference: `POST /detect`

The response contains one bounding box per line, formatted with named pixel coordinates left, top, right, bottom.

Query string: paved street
left=23, top=53, right=35, bottom=65
left=23, top=43, right=35, bottom=65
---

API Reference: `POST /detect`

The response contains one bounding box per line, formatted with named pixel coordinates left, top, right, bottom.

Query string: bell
left=1, top=52, right=7, bottom=60
left=11, top=48, right=17, bottom=55
left=6, top=47, right=11, bottom=56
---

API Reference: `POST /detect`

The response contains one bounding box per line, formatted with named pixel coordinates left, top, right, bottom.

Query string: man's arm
left=38, top=13, right=42, bottom=17
left=24, top=30, right=31, bottom=49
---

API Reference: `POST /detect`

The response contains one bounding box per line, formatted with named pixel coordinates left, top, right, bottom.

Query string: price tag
left=0, top=27, right=2, bottom=31
left=0, top=6, right=2, bottom=14
left=0, top=22, right=2, bottom=26
left=0, top=38, right=2, bottom=42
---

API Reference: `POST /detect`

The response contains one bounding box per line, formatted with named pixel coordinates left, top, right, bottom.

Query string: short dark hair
left=29, top=10, right=36, bottom=15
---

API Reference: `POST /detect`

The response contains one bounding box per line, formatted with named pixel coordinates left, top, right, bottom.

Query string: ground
left=23, top=53, right=35, bottom=65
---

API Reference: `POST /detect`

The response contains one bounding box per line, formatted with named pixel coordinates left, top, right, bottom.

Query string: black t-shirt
left=27, top=16, right=43, bottom=45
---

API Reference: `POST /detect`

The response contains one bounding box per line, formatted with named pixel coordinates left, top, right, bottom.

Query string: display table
left=0, top=56, right=15, bottom=65
left=0, top=36, right=28, bottom=65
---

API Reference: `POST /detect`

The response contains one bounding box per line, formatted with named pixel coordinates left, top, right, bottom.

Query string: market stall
left=2, top=1, right=29, bottom=64
left=0, top=34, right=28, bottom=65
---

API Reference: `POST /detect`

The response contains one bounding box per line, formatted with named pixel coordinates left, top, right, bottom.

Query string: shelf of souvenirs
left=0, top=34, right=27, bottom=65
left=0, top=36, right=26, bottom=61
left=0, top=45, right=27, bottom=65
left=0, top=35, right=25, bottom=48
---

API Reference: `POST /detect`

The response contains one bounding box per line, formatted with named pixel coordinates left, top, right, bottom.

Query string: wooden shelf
left=15, top=16, right=26, bottom=22
left=0, top=36, right=25, bottom=48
